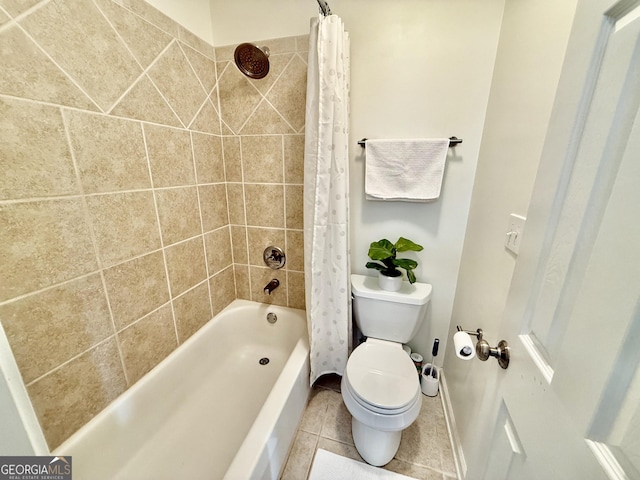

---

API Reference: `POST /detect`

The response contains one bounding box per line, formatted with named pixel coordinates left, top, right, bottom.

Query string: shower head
left=234, top=43, right=270, bottom=79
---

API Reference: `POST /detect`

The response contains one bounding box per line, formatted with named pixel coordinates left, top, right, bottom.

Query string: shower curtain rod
left=316, top=0, right=331, bottom=16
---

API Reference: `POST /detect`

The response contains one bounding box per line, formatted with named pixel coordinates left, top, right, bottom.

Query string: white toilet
left=341, top=274, right=432, bottom=466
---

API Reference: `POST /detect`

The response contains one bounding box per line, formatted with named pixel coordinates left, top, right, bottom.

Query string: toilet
left=341, top=274, right=432, bottom=466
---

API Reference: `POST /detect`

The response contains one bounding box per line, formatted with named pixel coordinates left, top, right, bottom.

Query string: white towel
left=365, top=138, right=450, bottom=202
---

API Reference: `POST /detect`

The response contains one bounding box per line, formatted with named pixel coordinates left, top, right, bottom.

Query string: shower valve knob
left=263, top=246, right=286, bottom=269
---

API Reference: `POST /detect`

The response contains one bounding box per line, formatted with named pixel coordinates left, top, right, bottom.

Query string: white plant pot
left=378, top=272, right=403, bottom=292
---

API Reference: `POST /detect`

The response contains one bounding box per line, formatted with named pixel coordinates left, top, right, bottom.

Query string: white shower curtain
left=304, top=14, right=351, bottom=385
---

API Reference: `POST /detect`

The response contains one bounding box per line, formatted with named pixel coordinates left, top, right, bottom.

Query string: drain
left=259, top=357, right=270, bottom=365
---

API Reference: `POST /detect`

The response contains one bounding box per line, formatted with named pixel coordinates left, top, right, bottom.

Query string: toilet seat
left=345, top=339, right=419, bottom=414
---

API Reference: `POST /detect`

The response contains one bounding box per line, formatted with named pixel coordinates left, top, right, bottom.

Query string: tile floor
left=281, top=374, right=457, bottom=480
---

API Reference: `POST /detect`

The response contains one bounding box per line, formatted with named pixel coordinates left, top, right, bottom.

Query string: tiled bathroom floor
left=281, top=375, right=457, bottom=480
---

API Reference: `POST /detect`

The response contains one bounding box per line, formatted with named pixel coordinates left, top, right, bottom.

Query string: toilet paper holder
left=456, top=326, right=510, bottom=369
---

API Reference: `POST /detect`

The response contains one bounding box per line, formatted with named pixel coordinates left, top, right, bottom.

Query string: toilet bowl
left=341, top=339, right=422, bottom=466
left=342, top=275, right=432, bottom=466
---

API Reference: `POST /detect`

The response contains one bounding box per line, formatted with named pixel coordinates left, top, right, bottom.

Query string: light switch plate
left=505, top=214, right=526, bottom=255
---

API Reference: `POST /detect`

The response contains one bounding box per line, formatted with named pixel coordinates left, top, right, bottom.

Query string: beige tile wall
left=215, top=36, right=308, bottom=311
left=0, top=0, right=307, bottom=450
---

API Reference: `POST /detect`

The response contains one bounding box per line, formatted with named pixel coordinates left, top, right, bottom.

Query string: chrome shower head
left=234, top=43, right=270, bottom=79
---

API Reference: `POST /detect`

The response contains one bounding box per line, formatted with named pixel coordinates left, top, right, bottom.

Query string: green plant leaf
left=368, top=239, right=395, bottom=261
left=395, top=237, right=424, bottom=252
left=393, top=258, right=418, bottom=270
left=367, top=236, right=422, bottom=284
left=365, top=261, right=399, bottom=275
left=365, top=261, right=387, bottom=272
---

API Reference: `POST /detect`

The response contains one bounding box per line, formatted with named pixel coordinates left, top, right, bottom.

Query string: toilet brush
left=424, top=339, right=439, bottom=377
left=421, top=339, right=439, bottom=397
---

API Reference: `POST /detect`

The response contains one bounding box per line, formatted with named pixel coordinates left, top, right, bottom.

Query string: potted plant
left=366, top=237, right=424, bottom=291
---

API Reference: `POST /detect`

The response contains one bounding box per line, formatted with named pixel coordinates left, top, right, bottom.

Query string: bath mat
left=308, top=449, right=419, bottom=480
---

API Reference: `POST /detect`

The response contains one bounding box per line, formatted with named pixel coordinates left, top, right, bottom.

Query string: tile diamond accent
left=147, top=41, right=208, bottom=126
left=249, top=53, right=294, bottom=95
left=218, top=64, right=263, bottom=134
left=21, top=0, right=142, bottom=111
left=0, top=25, right=97, bottom=110
left=240, top=100, right=295, bottom=134
left=180, top=42, right=217, bottom=94
left=189, top=96, right=222, bottom=134
left=93, top=0, right=172, bottom=69
left=110, top=74, right=182, bottom=127
left=266, top=55, right=308, bottom=132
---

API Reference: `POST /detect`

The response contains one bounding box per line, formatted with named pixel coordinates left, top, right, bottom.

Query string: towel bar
left=357, top=136, right=462, bottom=148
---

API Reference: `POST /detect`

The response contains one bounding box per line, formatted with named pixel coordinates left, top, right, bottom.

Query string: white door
left=481, top=0, right=640, bottom=478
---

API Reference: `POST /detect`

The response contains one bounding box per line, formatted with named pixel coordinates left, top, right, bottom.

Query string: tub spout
left=264, top=279, right=280, bottom=295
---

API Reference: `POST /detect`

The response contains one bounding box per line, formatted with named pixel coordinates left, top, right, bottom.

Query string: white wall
left=345, top=0, right=504, bottom=361
left=209, top=0, right=317, bottom=46
left=443, top=0, right=577, bottom=476
left=210, top=0, right=505, bottom=363
left=144, top=0, right=214, bottom=43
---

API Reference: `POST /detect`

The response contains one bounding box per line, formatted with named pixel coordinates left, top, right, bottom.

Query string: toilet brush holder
left=421, top=364, right=439, bottom=397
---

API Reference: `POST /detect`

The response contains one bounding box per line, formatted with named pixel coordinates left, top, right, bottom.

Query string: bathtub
left=54, top=299, right=310, bottom=480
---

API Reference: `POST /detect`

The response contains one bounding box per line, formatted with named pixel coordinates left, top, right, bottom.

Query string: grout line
left=141, top=122, right=181, bottom=346
left=226, top=68, right=269, bottom=135
left=9, top=21, right=103, bottom=113
left=259, top=53, right=301, bottom=122
left=238, top=137, right=253, bottom=301
left=104, top=37, right=178, bottom=117
left=0, top=182, right=228, bottom=207
left=258, top=53, right=296, bottom=98
left=58, top=105, right=134, bottom=385
left=261, top=95, right=300, bottom=134
left=177, top=41, right=212, bottom=101
left=0, top=269, right=100, bottom=308
left=0, top=93, right=220, bottom=139
left=0, top=228, right=290, bottom=308
left=23, top=288, right=186, bottom=389
left=294, top=386, right=458, bottom=480
left=220, top=117, right=234, bottom=135
left=186, top=94, right=212, bottom=131
left=233, top=54, right=300, bottom=135
left=212, top=57, right=223, bottom=136
left=171, top=277, right=210, bottom=302
left=304, top=434, right=321, bottom=480
left=104, top=69, right=148, bottom=116
left=25, top=333, right=117, bottom=387
left=107, top=0, right=178, bottom=40
left=0, top=5, right=14, bottom=34
left=0, top=221, right=226, bottom=309
left=90, top=0, right=146, bottom=72
left=137, top=43, right=188, bottom=129
left=280, top=134, right=291, bottom=307
left=219, top=133, right=240, bottom=300
left=0, top=0, right=50, bottom=31
left=95, top=7, right=182, bottom=114
left=190, top=130, right=215, bottom=323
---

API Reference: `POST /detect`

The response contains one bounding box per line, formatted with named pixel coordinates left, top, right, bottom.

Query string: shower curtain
left=304, top=14, right=351, bottom=385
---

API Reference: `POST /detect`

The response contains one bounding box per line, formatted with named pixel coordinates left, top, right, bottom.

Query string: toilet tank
left=351, top=274, right=432, bottom=343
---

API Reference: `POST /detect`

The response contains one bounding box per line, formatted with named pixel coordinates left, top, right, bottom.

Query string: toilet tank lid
left=351, top=274, right=432, bottom=305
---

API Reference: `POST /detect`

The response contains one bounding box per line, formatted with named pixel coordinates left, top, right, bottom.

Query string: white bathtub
left=55, top=299, right=310, bottom=480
